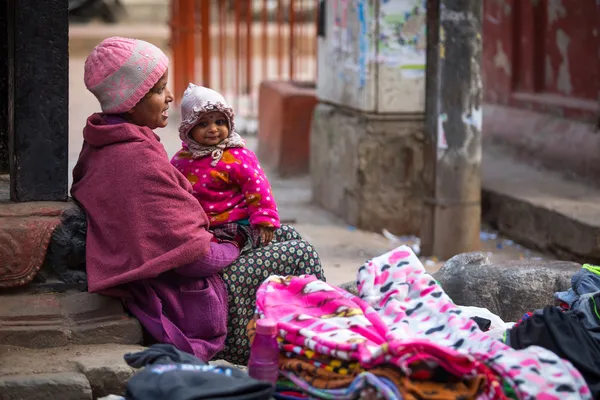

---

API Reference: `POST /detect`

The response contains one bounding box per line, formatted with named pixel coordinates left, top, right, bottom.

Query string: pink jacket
left=171, top=145, right=280, bottom=229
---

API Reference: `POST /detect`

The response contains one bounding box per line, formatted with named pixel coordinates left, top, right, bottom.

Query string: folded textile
left=123, top=344, right=273, bottom=400
left=282, top=371, right=400, bottom=400
left=279, top=355, right=360, bottom=389
left=273, top=382, right=309, bottom=400
left=398, top=374, right=486, bottom=400
left=508, top=306, right=600, bottom=398
left=255, top=246, right=591, bottom=400
left=280, top=344, right=363, bottom=376
left=555, top=264, right=600, bottom=309
left=282, top=369, right=486, bottom=400
left=572, top=291, right=600, bottom=341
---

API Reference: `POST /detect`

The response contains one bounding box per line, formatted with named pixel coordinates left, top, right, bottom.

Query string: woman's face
left=190, top=111, right=230, bottom=146
left=127, top=70, right=173, bottom=130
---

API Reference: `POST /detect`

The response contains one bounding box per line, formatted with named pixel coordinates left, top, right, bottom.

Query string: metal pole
left=200, top=0, right=211, bottom=88
left=420, top=0, right=483, bottom=260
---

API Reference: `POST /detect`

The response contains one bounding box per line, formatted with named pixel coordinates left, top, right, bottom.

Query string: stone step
left=0, top=292, right=142, bottom=349
left=482, top=143, right=600, bottom=265
left=0, top=344, right=144, bottom=399
left=0, top=343, right=246, bottom=399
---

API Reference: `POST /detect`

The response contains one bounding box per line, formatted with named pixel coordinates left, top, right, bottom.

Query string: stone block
left=0, top=292, right=142, bottom=349
left=76, top=363, right=134, bottom=399
left=434, top=252, right=581, bottom=322
left=257, top=81, right=317, bottom=176
left=482, top=144, right=600, bottom=264
left=0, top=372, right=92, bottom=400
left=310, top=103, right=425, bottom=236
left=0, top=343, right=144, bottom=391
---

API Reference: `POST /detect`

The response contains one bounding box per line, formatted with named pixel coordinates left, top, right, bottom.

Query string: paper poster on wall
left=378, top=0, right=426, bottom=78
left=327, top=0, right=372, bottom=89
left=437, top=113, right=448, bottom=149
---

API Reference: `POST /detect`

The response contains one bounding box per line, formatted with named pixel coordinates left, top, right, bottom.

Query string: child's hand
left=259, top=226, right=275, bottom=245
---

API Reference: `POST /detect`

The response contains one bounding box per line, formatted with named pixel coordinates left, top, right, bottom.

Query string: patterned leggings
left=215, top=224, right=325, bottom=365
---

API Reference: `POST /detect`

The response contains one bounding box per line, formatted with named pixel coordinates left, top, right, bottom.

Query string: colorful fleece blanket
left=255, top=246, right=591, bottom=400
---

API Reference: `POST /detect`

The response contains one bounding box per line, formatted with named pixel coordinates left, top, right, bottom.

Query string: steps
left=482, top=143, right=600, bottom=264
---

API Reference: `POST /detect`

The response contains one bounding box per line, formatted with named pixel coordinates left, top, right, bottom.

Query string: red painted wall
left=483, top=0, right=600, bottom=122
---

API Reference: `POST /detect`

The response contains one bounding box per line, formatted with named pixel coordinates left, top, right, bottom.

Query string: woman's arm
left=176, top=241, right=239, bottom=278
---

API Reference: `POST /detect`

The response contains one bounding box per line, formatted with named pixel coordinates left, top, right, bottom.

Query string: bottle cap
left=256, top=318, right=277, bottom=335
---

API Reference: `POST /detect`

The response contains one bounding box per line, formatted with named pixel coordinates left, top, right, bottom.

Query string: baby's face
left=190, top=111, right=229, bottom=146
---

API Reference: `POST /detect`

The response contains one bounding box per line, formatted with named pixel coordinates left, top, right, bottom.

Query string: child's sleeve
left=229, top=149, right=280, bottom=229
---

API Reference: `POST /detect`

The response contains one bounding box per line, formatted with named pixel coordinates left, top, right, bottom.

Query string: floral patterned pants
left=215, top=224, right=325, bottom=365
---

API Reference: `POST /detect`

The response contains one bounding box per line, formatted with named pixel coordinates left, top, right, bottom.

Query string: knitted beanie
left=84, top=37, right=169, bottom=113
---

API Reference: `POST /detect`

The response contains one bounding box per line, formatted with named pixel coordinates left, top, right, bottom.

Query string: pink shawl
left=71, top=114, right=229, bottom=360
left=72, top=113, right=214, bottom=292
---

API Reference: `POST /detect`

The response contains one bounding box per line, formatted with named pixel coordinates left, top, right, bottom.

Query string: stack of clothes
left=506, top=264, right=600, bottom=398
left=249, top=246, right=591, bottom=399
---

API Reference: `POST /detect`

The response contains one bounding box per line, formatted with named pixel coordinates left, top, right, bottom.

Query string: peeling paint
left=548, top=0, right=567, bottom=24
left=545, top=56, right=554, bottom=87
left=462, top=107, right=483, bottom=131
left=556, top=29, right=573, bottom=95
left=493, top=40, right=511, bottom=76
left=437, top=113, right=448, bottom=150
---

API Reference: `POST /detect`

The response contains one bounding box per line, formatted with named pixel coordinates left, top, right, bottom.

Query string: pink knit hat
left=84, top=37, right=169, bottom=113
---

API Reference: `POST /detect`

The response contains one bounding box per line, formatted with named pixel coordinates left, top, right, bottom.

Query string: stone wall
left=310, top=103, right=425, bottom=236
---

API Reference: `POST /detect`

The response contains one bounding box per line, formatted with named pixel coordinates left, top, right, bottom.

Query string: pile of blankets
left=505, top=264, right=600, bottom=398
left=252, top=246, right=591, bottom=399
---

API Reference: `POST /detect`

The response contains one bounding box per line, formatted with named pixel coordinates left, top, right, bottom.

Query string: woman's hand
left=259, top=226, right=275, bottom=245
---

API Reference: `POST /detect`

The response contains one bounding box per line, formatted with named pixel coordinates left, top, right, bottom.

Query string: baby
left=171, top=84, right=279, bottom=248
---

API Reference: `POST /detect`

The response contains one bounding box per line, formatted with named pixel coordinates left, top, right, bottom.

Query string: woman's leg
left=271, top=224, right=302, bottom=243
left=215, top=237, right=325, bottom=365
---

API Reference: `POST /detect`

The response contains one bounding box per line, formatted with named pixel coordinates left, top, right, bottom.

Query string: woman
left=72, top=37, right=325, bottom=365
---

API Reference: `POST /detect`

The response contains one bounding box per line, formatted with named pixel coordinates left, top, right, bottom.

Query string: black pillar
left=7, top=0, right=69, bottom=202
left=0, top=6, right=8, bottom=175
left=420, top=0, right=483, bottom=259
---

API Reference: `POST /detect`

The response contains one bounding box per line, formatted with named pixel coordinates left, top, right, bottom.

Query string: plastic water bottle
left=248, top=318, right=279, bottom=384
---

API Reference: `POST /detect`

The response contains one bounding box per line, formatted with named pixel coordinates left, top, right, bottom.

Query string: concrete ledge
left=0, top=292, right=143, bottom=349
left=0, top=372, right=93, bottom=400
left=482, top=144, right=600, bottom=264
left=0, top=344, right=144, bottom=399
left=483, top=103, right=600, bottom=187
left=310, top=103, right=424, bottom=236
left=257, top=81, right=317, bottom=176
